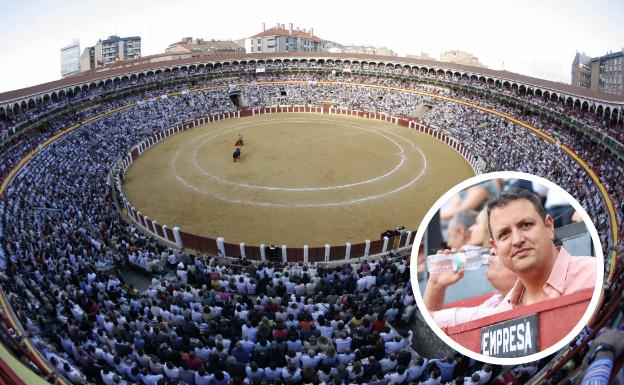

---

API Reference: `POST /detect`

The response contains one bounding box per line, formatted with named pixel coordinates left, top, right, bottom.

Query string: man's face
left=489, top=199, right=555, bottom=276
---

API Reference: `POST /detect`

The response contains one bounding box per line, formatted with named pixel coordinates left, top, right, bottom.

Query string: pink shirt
left=433, top=293, right=504, bottom=328
left=496, top=247, right=596, bottom=311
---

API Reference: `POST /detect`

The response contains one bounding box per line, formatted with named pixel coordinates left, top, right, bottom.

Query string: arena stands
left=0, top=57, right=622, bottom=384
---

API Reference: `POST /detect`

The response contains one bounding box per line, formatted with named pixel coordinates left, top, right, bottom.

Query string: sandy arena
left=122, top=113, right=474, bottom=247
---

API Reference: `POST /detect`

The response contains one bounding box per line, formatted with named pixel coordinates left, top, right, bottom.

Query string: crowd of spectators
left=0, top=67, right=622, bottom=384
left=2, top=60, right=622, bottom=144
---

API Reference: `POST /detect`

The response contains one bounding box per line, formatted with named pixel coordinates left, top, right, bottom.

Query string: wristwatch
left=589, top=343, right=616, bottom=363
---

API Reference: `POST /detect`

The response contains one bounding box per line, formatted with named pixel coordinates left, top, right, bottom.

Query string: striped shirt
left=581, top=357, right=613, bottom=385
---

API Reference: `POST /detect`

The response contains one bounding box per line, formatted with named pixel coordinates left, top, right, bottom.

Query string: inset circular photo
left=410, top=171, right=604, bottom=365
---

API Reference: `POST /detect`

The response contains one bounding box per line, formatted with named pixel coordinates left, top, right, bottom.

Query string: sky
left=1, top=0, right=623, bottom=94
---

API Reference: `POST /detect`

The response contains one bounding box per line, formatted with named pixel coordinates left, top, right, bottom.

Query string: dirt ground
left=122, top=113, right=474, bottom=247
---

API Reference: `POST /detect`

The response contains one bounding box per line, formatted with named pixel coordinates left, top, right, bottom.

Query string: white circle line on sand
left=166, top=116, right=429, bottom=207
left=172, top=146, right=427, bottom=207
left=188, top=119, right=409, bottom=191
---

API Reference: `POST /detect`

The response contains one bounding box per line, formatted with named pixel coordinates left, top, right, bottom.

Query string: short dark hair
left=486, top=188, right=547, bottom=238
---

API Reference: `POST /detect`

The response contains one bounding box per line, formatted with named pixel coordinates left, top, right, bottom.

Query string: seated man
left=424, top=187, right=596, bottom=327
left=487, top=188, right=596, bottom=311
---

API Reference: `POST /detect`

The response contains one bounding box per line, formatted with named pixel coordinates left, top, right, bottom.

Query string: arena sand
left=122, top=113, right=474, bottom=247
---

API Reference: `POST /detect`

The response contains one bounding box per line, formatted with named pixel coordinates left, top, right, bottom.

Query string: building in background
left=60, top=40, right=81, bottom=78
left=245, top=23, right=334, bottom=53
left=570, top=49, right=624, bottom=95
left=80, top=35, right=141, bottom=72
left=339, top=44, right=397, bottom=56
left=166, top=37, right=244, bottom=56
left=571, top=52, right=592, bottom=89
left=439, top=50, right=486, bottom=68
left=589, top=50, right=624, bottom=95
left=80, top=46, right=95, bottom=72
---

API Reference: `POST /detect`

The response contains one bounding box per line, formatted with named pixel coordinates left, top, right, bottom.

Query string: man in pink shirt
left=424, top=188, right=595, bottom=328
left=487, top=188, right=596, bottom=310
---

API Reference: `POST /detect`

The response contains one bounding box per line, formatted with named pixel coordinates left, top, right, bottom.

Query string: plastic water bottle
left=426, top=247, right=490, bottom=273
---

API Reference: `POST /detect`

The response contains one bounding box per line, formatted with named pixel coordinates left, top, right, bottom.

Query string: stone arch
left=503, top=81, right=511, bottom=89
left=104, top=79, right=112, bottom=87
left=121, top=75, right=130, bottom=82
left=519, top=84, right=526, bottom=94
left=20, top=100, right=28, bottom=110
left=550, top=92, right=558, bottom=102
left=573, top=99, right=581, bottom=110
left=565, top=96, right=574, bottom=107
left=27, top=99, right=36, bottom=108
left=487, top=78, right=494, bottom=84
left=471, top=74, right=478, bottom=81
left=43, top=94, right=51, bottom=102
left=478, top=76, right=486, bottom=82
left=13, top=103, right=20, bottom=113
left=535, top=89, right=542, bottom=97
left=581, top=101, right=589, bottom=112
left=437, top=69, right=445, bottom=75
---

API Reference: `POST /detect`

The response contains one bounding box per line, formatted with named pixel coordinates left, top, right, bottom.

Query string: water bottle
left=426, top=247, right=490, bottom=273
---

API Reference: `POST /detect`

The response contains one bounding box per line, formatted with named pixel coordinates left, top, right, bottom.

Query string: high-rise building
left=60, top=40, right=81, bottom=78
left=589, top=50, right=624, bottom=95
left=245, top=23, right=333, bottom=54
left=571, top=52, right=592, bottom=89
left=439, top=50, right=486, bottom=68
left=80, top=35, right=141, bottom=71
left=571, top=49, right=624, bottom=96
